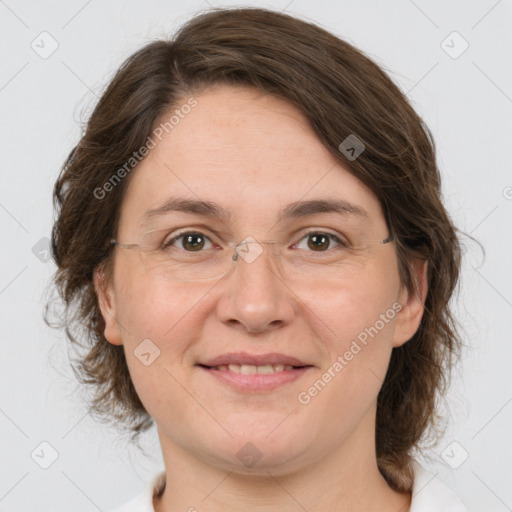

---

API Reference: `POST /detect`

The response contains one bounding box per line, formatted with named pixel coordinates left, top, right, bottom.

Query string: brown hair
left=49, top=6, right=469, bottom=492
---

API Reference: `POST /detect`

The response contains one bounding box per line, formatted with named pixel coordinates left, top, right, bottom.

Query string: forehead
left=118, top=84, right=386, bottom=233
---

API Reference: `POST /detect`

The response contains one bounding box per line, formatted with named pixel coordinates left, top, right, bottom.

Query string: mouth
left=197, top=354, right=314, bottom=392
left=199, top=363, right=305, bottom=374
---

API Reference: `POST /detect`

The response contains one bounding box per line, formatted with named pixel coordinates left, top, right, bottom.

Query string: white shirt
left=109, top=460, right=468, bottom=512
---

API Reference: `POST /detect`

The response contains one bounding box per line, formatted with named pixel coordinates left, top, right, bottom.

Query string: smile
left=198, top=364, right=313, bottom=392
left=211, top=363, right=295, bottom=374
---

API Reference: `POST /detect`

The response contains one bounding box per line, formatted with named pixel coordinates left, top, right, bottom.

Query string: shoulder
left=107, top=471, right=166, bottom=512
left=410, top=460, right=469, bottom=511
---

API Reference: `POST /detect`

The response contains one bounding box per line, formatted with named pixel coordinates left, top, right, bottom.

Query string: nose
left=215, top=239, right=295, bottom=334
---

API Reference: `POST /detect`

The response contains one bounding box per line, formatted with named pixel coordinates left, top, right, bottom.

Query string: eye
left=163, top=231, right=215, bottom=252
left=293, top=231, right=347, bottom=252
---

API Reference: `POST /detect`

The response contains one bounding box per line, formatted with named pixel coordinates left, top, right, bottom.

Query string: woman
left=50, top=7, right=469, bottom=511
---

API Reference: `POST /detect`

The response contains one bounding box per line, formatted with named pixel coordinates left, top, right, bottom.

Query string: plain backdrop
left=0, top=1, right=511, bottom=511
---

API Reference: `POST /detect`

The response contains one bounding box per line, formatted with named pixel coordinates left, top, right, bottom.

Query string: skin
left=95, top=84, right=427, bottom=512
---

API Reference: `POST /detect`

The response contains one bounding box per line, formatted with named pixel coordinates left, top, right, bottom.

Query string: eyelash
left=162, top=229, right=348, bottom=252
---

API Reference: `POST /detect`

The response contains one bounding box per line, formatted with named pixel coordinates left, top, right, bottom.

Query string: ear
left=93, top=266, right=123, bottom=346
left=392, top=258, right=428, bottom=348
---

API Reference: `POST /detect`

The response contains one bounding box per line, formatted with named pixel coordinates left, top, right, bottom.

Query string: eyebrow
left=142, top=196, right=369, bottom=224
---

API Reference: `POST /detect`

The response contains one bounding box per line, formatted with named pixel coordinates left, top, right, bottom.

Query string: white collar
left=409, top=460, right=468, bottom=511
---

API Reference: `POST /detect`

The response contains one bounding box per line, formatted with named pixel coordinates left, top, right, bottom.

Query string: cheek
left=299, top=260, right=399, bottom=409
left=297, top=297, right=396, bottom=444
left=113, top=258, right=207, bottom=343
left=112, top=272, right=207, bottom=420
left=305, top=257, right=399, bottom=343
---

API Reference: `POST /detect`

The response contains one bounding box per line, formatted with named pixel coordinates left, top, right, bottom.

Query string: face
left=96, top=84, right=426, bottom=476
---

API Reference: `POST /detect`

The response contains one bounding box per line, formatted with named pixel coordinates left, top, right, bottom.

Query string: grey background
left=0, top=0, right=511, bottom=510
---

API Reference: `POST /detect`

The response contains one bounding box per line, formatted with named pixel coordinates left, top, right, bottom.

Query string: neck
left=153, top=410, right=411, bottom=512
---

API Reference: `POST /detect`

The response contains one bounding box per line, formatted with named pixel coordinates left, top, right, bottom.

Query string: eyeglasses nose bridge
left=231, top=239, right=279, bottom=262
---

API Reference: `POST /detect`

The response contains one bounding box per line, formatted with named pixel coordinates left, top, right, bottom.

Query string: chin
left=198, top=428, right=312, bottom=475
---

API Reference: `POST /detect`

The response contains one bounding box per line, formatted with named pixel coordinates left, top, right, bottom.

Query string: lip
left=199, top=352, right=310, bottom=367
left=198, top=365, right=313, bottom=392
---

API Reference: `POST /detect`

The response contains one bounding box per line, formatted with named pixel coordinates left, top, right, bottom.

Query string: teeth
left=217, top=363, right=294, bottom=374
left=257, top=364, right=281, bottom=374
